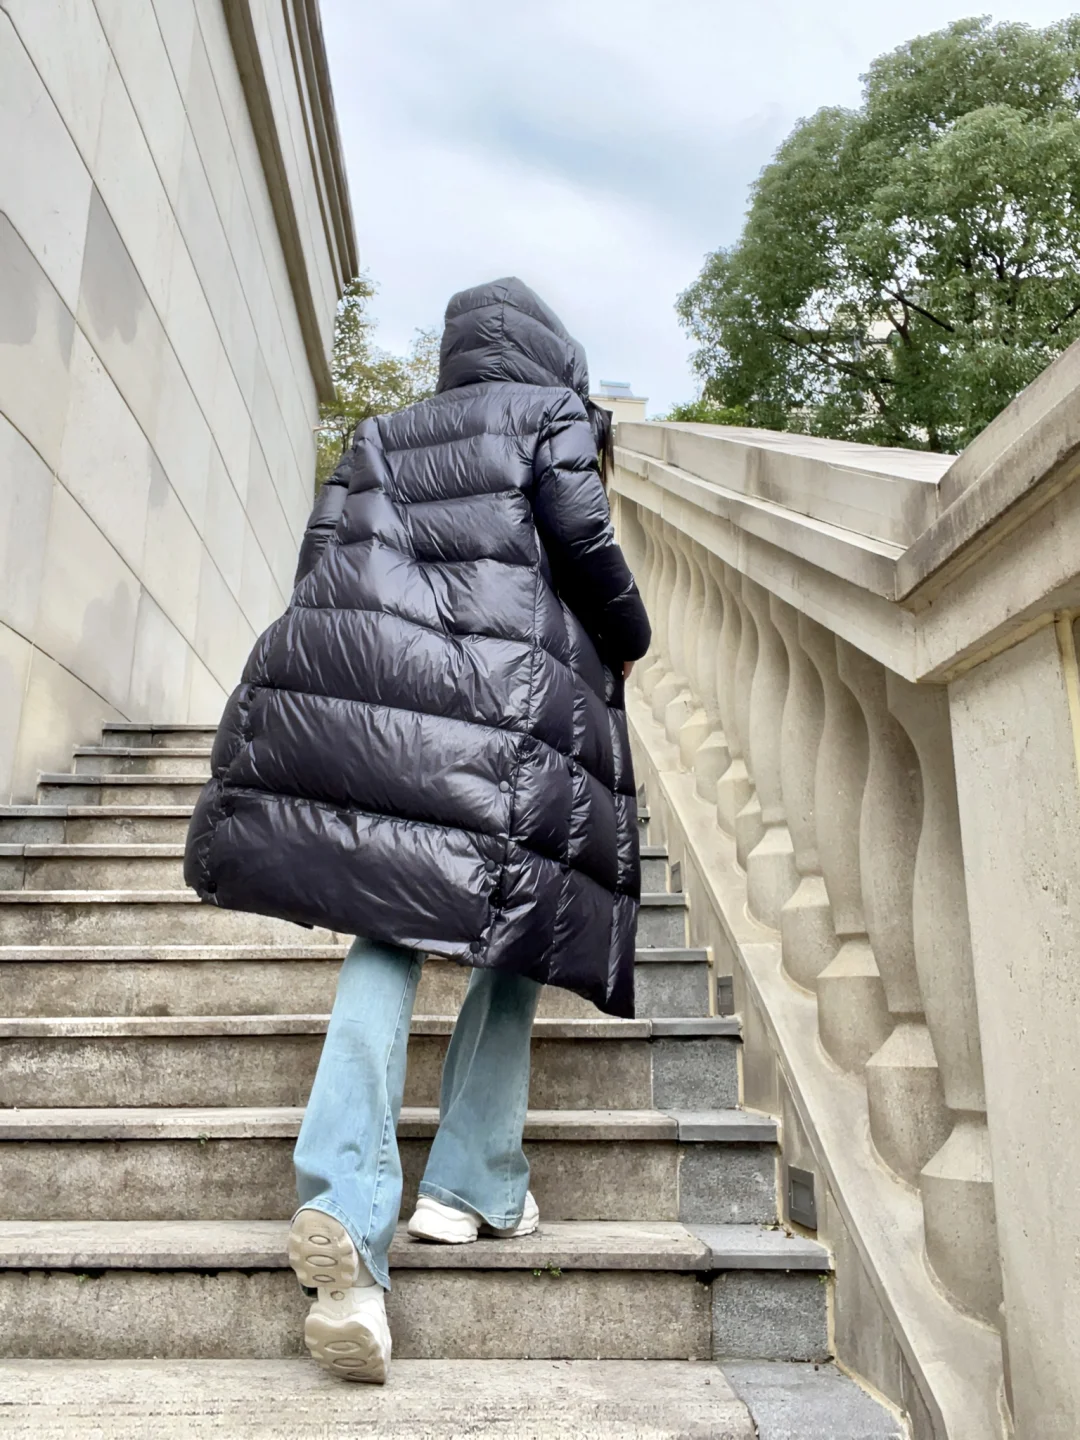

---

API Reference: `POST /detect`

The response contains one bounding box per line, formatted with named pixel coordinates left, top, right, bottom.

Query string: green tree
left=316, top=276, right=439, bottom=486
left=677, top=16, right=1080, bottom=451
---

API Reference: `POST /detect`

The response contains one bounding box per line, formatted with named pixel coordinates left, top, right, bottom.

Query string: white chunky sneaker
left=406, top=1190, right=540, bottom=1244
left=288, top=1209, right=391, bottom=1384
left=304, top=1283, right=391, bottom=1384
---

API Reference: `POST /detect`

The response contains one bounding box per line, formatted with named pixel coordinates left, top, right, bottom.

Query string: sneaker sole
left=288, top=1209, right=362, bottom=1288
left=305, top=1309, right=389, bottom=1385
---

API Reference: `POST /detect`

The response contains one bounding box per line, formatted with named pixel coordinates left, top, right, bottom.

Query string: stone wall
left=0, top=0, right=355, bottom=803
left=612, top=342, right=1080, bottom=1440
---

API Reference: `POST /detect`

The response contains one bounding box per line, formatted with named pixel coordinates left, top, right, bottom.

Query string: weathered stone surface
left=0, top=1268, right=712, bottom=1361
left=678, top=1145, right=778, bottom=1226
left=0, top=1135, right=683, bottom=1224
left=712, top=1272, right=829, bottom=1362
left=652, top=1036, right=740, bottom=1110
left=724, top=1360, right=905, bottom=1439
left=0, top=1219, right=713, bottom=1272
left=0, top=1030, right=659, bottom=1109
left=0, top=1358, right=754, bottom=1438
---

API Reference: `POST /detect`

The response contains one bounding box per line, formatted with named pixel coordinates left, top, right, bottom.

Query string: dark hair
left=586, top=400, right=614, bottom=488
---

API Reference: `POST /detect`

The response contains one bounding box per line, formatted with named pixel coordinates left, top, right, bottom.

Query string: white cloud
left=321, top=0, right=1076, bottom=411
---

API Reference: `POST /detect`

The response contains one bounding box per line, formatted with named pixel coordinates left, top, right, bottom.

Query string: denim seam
left=362, top=955, right=420, bottom=1254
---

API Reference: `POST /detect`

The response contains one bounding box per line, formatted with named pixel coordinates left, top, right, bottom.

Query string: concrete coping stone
left=651, top=1017, right=741, bottom=1037
left=37, top=775, right=207, bottom=785
left=102, top=724, right=217, bottom=733
left=0, top=944, right=708, bottom=963
left=0, top=1014, right=741, bottom=1041
left=0, top=1218, right=828, bottom=1273
left=1, top=845, right=186, bottom=858
left=72, top=748, right=213, bottom=759
left=639, top=893, right=688, bottom=908
left=0, top=1105, right=767, bottom=1144
left=0, top=807, right=196, bottom=819
left=666, top=1109, right=778, bottom=1143
left=639, top=845, right=668, bottom=857
left=633, top=946, right=709, bottom=963
left=0, top=890, right=682, bottom=906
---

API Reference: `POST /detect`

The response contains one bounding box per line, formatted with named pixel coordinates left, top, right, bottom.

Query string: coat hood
left=437, top=277, right=590, bottom=399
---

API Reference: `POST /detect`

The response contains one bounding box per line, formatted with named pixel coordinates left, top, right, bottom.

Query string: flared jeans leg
left=294, top=941, right=541, bottom=1286
left=293, top=936, right=421, bottom=1290
left=418, top=965, right=542, bottom=1229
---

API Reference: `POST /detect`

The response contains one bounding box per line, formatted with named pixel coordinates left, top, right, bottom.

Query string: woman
left=184, top=277, right=651, bottom=1382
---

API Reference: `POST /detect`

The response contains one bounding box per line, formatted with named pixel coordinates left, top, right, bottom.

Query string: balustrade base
left=746, top=824, right=799, bottom=930
left=816, top=938, right=891, bottom=1074
left=735, top=795, right=765, bottom=871
left=692, top=730, right=731, bottom=802
left=921, top=1114, right=1002, bottom=1327
left=639, top=659, right=667, bottom=702
left=717, top=760, right=751, bottom=837
left=651, top=672, right=689, bottom=723
left=676, top=707, right=711, bottom=768
left=664, top=690, right=697, bottom=747
left=865, top=1022, right=951, bottom=1186
left=780, top=876, right=838, bottom=990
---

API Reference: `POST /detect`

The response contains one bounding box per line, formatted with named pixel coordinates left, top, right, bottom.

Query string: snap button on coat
left=183, top=278, right=651, bottom=1017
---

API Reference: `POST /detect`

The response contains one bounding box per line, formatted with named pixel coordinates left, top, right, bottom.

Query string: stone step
left=0, top=845, right=185, bottom=891
left=0, top=845, right=673, bottom=901
left=0, top=891, right=687, bottom=949
left=37, top=776, right=208, bottom=806
left=0, top=947, right=712, bottom=1020
left=639, top=845, right=667, bottom=890
left=0, top=1358, right=907, bottom=1440
left=101, top=723, right=219, bottom=749
left=72, top=747, right=213, bottom=777
left=0, top=806, right=194, bottom=844
left=0, top=1220, right=830, bottom=1363
left=0, top=1106, right=778, bottom=1226
left=0, top=1014, right=740, bottom=1111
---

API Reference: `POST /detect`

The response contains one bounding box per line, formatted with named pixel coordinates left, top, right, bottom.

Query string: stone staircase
left=0, top=723, right=906, bottom=1437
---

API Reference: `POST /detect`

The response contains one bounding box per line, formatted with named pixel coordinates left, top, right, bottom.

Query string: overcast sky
left=320, top=0, right=1074, bottom=414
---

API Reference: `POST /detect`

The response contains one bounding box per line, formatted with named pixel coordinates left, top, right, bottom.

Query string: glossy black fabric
left=184, top=278, right=651, bottom=1016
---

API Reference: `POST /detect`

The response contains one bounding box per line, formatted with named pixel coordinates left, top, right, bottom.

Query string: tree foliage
left=677, top=17, right=1080, bottom=451
left=316, top=276, right=439, bottom=485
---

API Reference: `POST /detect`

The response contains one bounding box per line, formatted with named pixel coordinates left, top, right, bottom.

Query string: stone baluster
left=640, top=516, right=674, bottom=701
left=799, top=617, right=891, bottom=1072
left=741, top=580, right=798, bottom=926
left=663, top=535, right=704, bottom=744
left=836, top=642, right=951, bottom=1186
left=715, top=564, right=755, bottom=838
left=732, top=576, right=767, bottom=869
left=676, top=544, right=720, bottom=768
left=692, top=554, right=733, bottom=801
left=886, top=675, right=1001, bottom=1325
left=651, top=525, right=693, bottom=722
left=771, top=597, right=838, bottom=988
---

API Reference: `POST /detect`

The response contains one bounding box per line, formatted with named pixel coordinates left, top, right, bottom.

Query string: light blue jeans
left=294, top=936, right=541, bottom=1289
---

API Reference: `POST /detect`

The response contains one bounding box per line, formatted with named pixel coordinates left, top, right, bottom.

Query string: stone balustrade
left=611, top=369, right=1080, bottom=1440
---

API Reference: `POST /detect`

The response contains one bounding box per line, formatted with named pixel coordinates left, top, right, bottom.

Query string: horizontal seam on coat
left=250, top=682, right=620, bottom=790
left=380, top=427, right=541, bottom=457
left=220, top=785, right=633, bottom=892
left=286, top=603, right=603, bottom=687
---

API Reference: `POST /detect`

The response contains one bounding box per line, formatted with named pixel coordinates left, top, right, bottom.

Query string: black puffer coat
left=184, top=278, right=651, bottom=1017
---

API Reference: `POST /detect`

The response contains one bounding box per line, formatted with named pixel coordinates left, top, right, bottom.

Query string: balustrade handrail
left=608, top=350, right=1080, bottom=1435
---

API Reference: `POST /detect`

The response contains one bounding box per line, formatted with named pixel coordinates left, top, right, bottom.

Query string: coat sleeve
left=533, top=389, right=651, bottom=663
left=293, top=455, right=351, bottom=588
